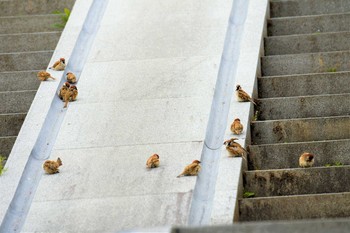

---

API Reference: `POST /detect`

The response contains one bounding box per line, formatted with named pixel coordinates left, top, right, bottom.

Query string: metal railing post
left=188, top=0, right=250, bottom=225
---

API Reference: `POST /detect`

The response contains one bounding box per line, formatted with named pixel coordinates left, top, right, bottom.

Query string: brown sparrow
left=63, top=85, right=78, bottom=108
left=223, top=138, right=247, bottom=157
left=231, top=118, right=243, bottom=135
left=299, top=152, right=315, bottom=168
left=146, top=154, right=160, bottom=168
left=66, top=72, right=77, bottom=84
left=37, top=71, right=56, bottom=81
left=43, top=157, right=62, bottom=174
left=50, top=58, right=66, bottom=71
left=236, top=85, right=256, bottom=105
left=58, top=82, right=70, bottom=100
left=177, top=160, right=201, bottom=178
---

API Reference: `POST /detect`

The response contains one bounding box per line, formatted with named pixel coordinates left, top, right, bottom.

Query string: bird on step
left=66, top=72, right=77, bottom=84
left=37, top=71, right=56, bottom=81
left=58, top=82, right=71, bottom=100
left=43, top=157, right=62, bottom=174
left=299, top=152, right=315, bottom=168
left=63, top=85, right=78, bottom=108
left=236, top=85, right=256, bottom=105
left=224, top=138, right=247, bottom=157
left=50, top=58, right=66, bottom=71
left=146, top=154, right=160, bottom=168
left=231, top=118, right=243, bottom=135
left=177, top=160, right=201, bottom=178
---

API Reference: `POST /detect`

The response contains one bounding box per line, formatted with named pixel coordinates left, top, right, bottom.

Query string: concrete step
left=0, top=32, right=61, bottom=53
left=262, top=50, right=350, bottom=76
left=248, top=139, right=350, bottom=170
left=268, top=13, right=350, bottom=36
left=257, top=94, right=350, bottom=120
left=0, top=90, right=36, bottom=114
left=258, top=72, right=350, bottom=98
left=239, top=192, right=350, bottom=221
left=243, top=166, right=350, bottom=197
left=0, top=14, right=62, bottom=34
left=0, top=0, right=75, bottom=16
left=251, top=116, right=350, bottom=145
left=0, top=113, right=26, bottom=137
left=270, top=0, right=350, bottom=18
left=0, top=136, right=16, bottom=159
left=265, top=31, right=350, bottom=56
left=0, top=51, right=53, bottom=72
left=0, top=71, right=40, bottom=92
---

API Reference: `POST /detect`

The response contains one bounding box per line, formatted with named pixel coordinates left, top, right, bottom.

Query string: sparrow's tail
left=64, top=99, right=69, bottom=108
left=50, top=76, right=56, bottom=80
left=176, top=173, right=184, bottom=178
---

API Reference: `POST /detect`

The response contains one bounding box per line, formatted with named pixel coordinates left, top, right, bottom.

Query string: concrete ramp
left=1, top=0, right=234, bottom=231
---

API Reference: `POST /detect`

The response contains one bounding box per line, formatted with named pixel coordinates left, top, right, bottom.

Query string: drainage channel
left=0, top=0, right=109, bottom=232
left=188, top=0, right=249, bottom=225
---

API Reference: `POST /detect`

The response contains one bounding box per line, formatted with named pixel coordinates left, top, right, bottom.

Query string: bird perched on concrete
left=299, top=152, right=315, bottom=168
left=58, top=82, right=71, bottom=100
left=177, top=160, right=201, bottom=178
left=146, top=154, right=160, bottom=168
left=66, top=72, right=77, bottom=84
left=50, top=58, right=66, bottom=71
left=63, top=85, right=78, bottom=108
left=223, top=138, right=247, bottom=157
left=236, top=85, right=256, bottom=105
left=37, top=71, right=56, bottom=81
left=231, top=118, right=243, bottom=135
left=43, top=157, right=62, bottom=174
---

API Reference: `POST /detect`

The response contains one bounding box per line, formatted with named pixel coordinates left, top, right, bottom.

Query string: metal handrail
left=188, top=0, right=250, bottom=225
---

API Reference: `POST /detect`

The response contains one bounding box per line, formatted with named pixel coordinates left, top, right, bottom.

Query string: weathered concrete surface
left=265, top=31, right=350, bottom=55
left=248, top=139, right=350, bottom=170
left=268, top=13, right=350, bottom=36
left=239, top=192, right=350, bottom=221
left=258, top=72, right=350, bottom=98
left=0, top=91, right=36, bottom=114
left=251, top=116, right=350, bottom=145
left=0, top=0, right=75, bottom=16
left=270, top=0, right=350, bottom=18
left=173, top=218, right=350, bottom=233
left=0, top=113, right=26, bottom=136
left=0, top=32, right=61, bottom=53
left=0, top=15, right=63, bottom=34
left=0, top=136, right=16, bottom=159
left=0, top=51, right=53, bottom=71
left=262, top=50, right=350, bottom=76
left=244, top=166, right=350, bottom=197
left=257, top=93, right=350, bottom=120
left=0, top=0, right=240, bottom=231
left=0, top=71, right=40, bottom=92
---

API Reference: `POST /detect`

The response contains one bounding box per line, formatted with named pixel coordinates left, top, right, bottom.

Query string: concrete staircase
left=239, top=0, right=350, bottom=221
left=0, top=0, right=75, bottom=160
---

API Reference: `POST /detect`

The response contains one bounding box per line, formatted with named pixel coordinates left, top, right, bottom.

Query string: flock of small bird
left=42, top=69, right=314, bottom=175
left=39, top=58, right=79, bottom=174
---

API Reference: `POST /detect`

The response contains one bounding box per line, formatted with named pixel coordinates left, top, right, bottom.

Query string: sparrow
left=58, top=82, right=71, bottom=100
left=236, top=85, right=256, bottom=105
left=299, top=152, right=315, bottom=168
left=231, top=118, right=243, bottom=135
left=146, top=154, right=160, bottom=168
left=37, top=71, right=56, bottom=81
left=223, top=138, right=247, bottom=157
left=66, top=72, right=77, bottom=84
left=63, top=85, right=78, bottom=108
left=50, top=58, right=66, bottom=71
left=43, top=157, right=62, bottom=174
left=177, top=160, right=201, bottom=178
